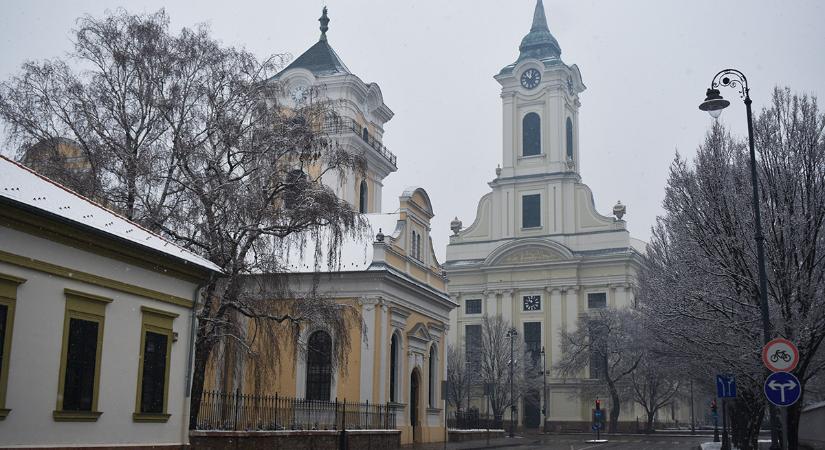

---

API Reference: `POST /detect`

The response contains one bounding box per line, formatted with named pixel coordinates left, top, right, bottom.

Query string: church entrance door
left=523, top=389, right=541, bottom=428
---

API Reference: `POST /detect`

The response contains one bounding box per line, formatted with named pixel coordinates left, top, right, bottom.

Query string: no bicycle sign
left=762, top=338, right=799, bottom=373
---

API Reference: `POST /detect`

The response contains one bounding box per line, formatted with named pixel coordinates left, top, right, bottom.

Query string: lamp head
left=699, top=88, right=730, bottom=118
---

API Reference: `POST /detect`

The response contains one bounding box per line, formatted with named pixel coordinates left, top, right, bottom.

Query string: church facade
left=202, top=9, right=455, bottom=446
left=445, top=1, right=648, bottom=431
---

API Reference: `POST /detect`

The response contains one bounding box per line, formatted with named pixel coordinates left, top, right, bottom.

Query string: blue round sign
left=764, top=372, right=801, bottom=407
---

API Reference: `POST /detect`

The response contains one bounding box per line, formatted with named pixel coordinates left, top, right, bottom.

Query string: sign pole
left=781, top=407, right=788, bottom=450
left=721, top=399, right=730, bottom=450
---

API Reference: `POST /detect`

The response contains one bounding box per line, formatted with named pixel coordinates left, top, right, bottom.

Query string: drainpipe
left=182, top=282, right=207, bottom=446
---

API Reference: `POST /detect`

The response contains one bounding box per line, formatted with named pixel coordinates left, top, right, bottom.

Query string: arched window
left=362, top=127, right=369, bottom=142
left=566, top=117, right=574, bottom=160
left=428, top=345, right=437, bottom=407
left=306, top=330, right=332, bottom=401
left=390, top=334, right=399, bottom=402
left=522, top=112, right=541, bottom=157
left=359, top=180, right=368, bottom=213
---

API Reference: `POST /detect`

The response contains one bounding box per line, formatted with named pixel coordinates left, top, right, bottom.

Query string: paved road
left=408, top=433, right=711, bottom=450
left=520, top=434, right=708, bottom=449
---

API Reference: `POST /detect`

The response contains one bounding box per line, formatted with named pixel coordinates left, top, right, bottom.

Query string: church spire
left=518, top=0, right=561, bottom=62
left=530, top=0, right=549, bottom=32
left=319, top=6, right=330, bottom=42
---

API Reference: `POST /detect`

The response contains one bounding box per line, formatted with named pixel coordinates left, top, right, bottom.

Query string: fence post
left=274, top=393, right=278, bottom=430
left=233, top=389, right=240, bottom=431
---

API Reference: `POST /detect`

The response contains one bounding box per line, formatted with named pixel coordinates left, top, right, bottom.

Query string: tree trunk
left=609, top=389, right=621, bottom=434
left=646, top=410, right=655, bottom=433
left=187, top=325, right=215, bottom=429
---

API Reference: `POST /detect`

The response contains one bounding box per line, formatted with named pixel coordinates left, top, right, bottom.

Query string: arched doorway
left=410, top=368, right=421, bottom=442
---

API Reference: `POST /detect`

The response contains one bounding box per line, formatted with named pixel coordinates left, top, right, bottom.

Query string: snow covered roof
left=0, top=156, right=222, bottom=274
left=281, top=213, right=402, bottom=273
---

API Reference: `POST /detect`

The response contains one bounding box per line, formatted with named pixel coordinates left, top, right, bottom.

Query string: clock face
left=520, top=69, right=541, bottom=89
left=523, top=295, right=541, bottom=311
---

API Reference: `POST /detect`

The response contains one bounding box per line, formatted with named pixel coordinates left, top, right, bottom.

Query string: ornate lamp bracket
left=711, top=68, right=749, bottom=100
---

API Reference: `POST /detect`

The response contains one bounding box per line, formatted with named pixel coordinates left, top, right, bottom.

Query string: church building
left=201, top=9, right=455, bottom=446
left=445, top=1, right=646, bottom=431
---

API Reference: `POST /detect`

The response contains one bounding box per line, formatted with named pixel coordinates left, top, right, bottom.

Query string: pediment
left=407, top=323, right=433, bottom=342
left=499, top=247, right=563, bottom=264
left=485, top=239, right=573, bottom=266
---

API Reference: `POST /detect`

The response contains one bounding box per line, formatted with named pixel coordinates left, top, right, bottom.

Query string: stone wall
left=189, top=430, right=400, bottom=450
left=448, top=429, right=506, bottom=442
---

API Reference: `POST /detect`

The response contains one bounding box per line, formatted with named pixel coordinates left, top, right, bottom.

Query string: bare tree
left=556, top=307, right=642, bottom=433
left=477, top=314, right=541, bottom=427
left=446, top=344, right=472, bottom=412
left=639, top=88, right=825, bottom=449
left=0, top=9, right=368, bottom=427
left=628, top=350, right=681, bottom=432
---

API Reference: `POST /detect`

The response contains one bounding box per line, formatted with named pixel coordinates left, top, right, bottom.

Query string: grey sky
left=2, top=0, right=824, bottom=261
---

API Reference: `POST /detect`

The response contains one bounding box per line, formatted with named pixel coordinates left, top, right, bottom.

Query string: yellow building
left=205, top=188, right=455, bottom=445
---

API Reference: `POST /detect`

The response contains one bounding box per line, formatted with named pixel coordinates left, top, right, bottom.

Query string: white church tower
left=270, top=7, right=396, bottom=213
left=445, top=0, right=647, bottom=431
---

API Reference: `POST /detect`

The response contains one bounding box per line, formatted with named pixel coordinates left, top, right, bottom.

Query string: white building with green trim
left=0, top=155, right=220, bottom=448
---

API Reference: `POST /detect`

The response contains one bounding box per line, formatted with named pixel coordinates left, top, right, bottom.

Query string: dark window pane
left=465, top=299, right=481, bottom=314
left=523, top=322, right=541, bottom=364
left=465, top=324, right=482, bottom=369
left=588, top=293, right=607, bottom=309
left=390, top=335, right=397, bottom=402
left=522, top=194, right=541, bottom=228
left=359, top=180, right=368, bottom=214
left=306, top=331, right=332, bottom=401
left=588, top=321, right=608, bottom=379
left=140, top=331, right=168, bottom=413
left=522, top=113, right=541, bottom=156
left=63, top=318, right=99, bottom=411
left=566, top=117, right=574, bottom=160
left=0, top=304, right=7, bottom=378
left=428, top=346, right=436, bottom=407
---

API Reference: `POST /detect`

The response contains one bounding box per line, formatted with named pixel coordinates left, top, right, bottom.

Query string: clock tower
left=446, top=1, right=648, bottom=431
left=494, top=0, right=585, bottom=179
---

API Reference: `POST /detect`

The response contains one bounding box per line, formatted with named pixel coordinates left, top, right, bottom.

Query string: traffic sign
left=762, top=338, right=799, bottom=373
left=594, top=410, right=603, bottom=419
left=716, top=374, right=737, bottom=398
left=764, top=372, right=801, bottom=407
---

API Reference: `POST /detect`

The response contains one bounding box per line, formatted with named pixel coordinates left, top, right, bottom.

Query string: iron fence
left=195, top=390, right=396, bottom=431
left=448, top=409, right=503, bottom=430
left=321, top=116, right=397, bottom=167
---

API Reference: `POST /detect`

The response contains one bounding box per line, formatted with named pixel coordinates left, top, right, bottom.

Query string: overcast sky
left=2, top=0, right=824, bottom=261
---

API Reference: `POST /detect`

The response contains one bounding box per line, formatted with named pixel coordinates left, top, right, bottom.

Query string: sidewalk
left=404, top=435, right=530, bottom=450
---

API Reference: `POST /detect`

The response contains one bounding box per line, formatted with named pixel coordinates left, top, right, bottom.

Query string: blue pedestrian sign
left=764, top=372, right=801, bottom=407
left=716, top=374, right=737, bottom=398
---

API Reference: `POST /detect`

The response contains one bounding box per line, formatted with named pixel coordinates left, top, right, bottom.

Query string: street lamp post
left=506, top=327, right=518, bottom=438
left=540, top=346, right=547, bottom=432
left=699, top=68, right=781, bottom=450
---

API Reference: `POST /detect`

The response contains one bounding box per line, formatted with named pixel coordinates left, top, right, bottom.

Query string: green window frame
left=133, top=306, right=177, bottom=423
left=54, top=289, right=111, bottom=422
left=0, top=273, right=26, bottom=420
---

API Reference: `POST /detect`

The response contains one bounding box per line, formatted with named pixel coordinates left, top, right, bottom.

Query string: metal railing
left=195, top=390, right=396, bottom=431
left=448, top=410, right=504, bottom=430
left=322, top=116, right=397, bottom=167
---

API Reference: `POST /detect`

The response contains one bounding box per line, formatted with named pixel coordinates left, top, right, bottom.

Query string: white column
left=501, top=290, right=514, bottom=325
left=377, top=303, right=388, bottom=403
left=548, top=288, right=563, bottom=367
left=565, top=287, right=579, bottom=334
left=360, top=299, right=378, bottom=402
left=484, top=290, right=498, bottom=317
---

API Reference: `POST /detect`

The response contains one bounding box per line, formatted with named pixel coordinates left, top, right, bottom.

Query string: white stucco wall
left=0, top=226, right=198, bottom=447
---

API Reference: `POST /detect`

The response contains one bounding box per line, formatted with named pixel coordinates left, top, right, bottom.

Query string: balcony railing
left=322, top=116, right=397, bottom=167
left=195, top=390, right=396, bottom=431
